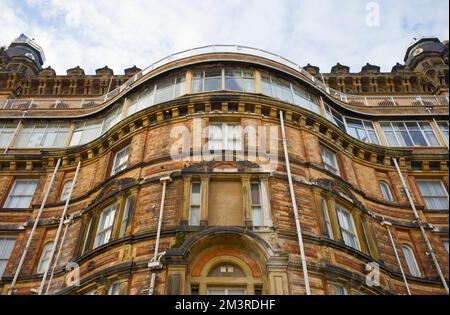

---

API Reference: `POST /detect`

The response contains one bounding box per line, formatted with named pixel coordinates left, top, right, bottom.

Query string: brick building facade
left=0, top=34, right=448, bottom=295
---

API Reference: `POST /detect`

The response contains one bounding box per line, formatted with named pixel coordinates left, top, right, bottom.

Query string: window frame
left=37, top=241, right=54, bottom=274
left=111, top=145, right=130, bottom=175
left=379, top=181, right=394, bottom=202
left=0, top=237, right=16, bottom=279
left=380, top=121, right=441, bottom=147
left=320, top=199, right=334, bottom=239
left=320, top=144, right=340, bottom=176
left=436, top=120, right=449, bottom=145
left=3, top=179, right=39, bottom=209
left=93, top=203, right=118, bottom=249
left=250, top=182, right=263, bottom=227
left=401, top=244, right=422, bottom=277
left=416, top=179, right=449, bottom=211
left=336, top=205, right=360, bottom=250
left=60, top=180, right=74, bottom=201
left=208, top=122, right=243, bottom=152
left=189, top=182, right=201, bottom=226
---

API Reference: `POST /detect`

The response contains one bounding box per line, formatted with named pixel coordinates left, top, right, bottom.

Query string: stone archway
left=164, top=227, right=289, bottom=295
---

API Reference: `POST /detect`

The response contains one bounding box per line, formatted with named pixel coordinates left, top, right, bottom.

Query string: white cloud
left=0, top=0, right=448, bottom=74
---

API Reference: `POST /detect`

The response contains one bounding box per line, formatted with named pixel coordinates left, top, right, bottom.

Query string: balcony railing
left=0, top=45, right=449, bottom=110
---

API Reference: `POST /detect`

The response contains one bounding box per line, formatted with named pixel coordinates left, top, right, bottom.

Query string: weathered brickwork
left=0, top=36, right=448, bottom=295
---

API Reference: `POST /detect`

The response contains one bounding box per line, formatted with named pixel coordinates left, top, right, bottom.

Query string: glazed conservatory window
left=189, top=182, right=201, bottom=226
left=15, top=124, right=69, bottom=147
left=380, top=122, right=440, bottom=147
left=250, top=183, right=262, bottom=226
left=0, top=237, right=15, bottom=279
left=345, top=118, right=379, bottom=144
left=436, top=121, right=449, bottom=145
left=0, top=124, right=16, bottom=148
left=401, top=245, right=421, bottom=277
left=379, top=181, right=394, bottom=202
left=4, top=179, right=38, bottom=208
left=208, top=123, right=242, bottom=151
left=320, top=145, right=340, bottom=175
left=111, top=146, right=130, bottom=175
left=37, top=242, right=54, bottom=274
left=261, top=73, right=293, bottom=103
left=154, top=74, right=186, bottom=104
left=324, top=104, right=346, bottom=132
left=70, top=119, right=103, bottom=146
left=94, top=203, right=117, bottom=248
left=127, top=86, right=155, bottom=117
left=292, top=83, right=321, bottom=114
left=60, top=180, right=73, bottom=201
left=336, top=206, right=360, bottom=250
left=224, top=68, right=255, bottom=92
left=320, top=199, right=334, bottom=239
left=416, top=180, right=449, bottom=210
left=101, top=106, right=123, bottom=134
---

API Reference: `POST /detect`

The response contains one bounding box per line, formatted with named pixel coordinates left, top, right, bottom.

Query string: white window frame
left=208, top=123, right=242, bottom=151
left=93, top=203, right=117, bottom=248
left=320, top=145, right=340, bottom=176
left=37, top=242, right=54, bottom=274
left=4, top=179, right=38, bottom=208
left=379, top=181, right=394, bottom=202
left=443, top=240, right=449, bottom=254
left=0, top=237, right=16, bottom=279
left=111, top=146, right=130, bottom=175
left=189, top=182, right=201, bottom=226
left=401, top=244, right=422, bottom=277
left=380, top=121, right=441, bottom=147
left=119, top=196, right=133, bottom=238
left=416, top=179, right=449, bottom=210
left=336, top=206, right=360, bottom=250
left=329, top=283, right=348, bottom=295
left=343, top=117, right=380, bottom=144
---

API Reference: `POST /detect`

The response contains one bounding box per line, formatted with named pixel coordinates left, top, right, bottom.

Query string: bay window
left=225, top=68, right=255, bottom=92
left=324, top=104, right=346, bottom=131
left=4, top=179, right=38, bottom=208
left=70, top=119, right=103, bottom=146
left=345, top=118, right=379, bottom=144
left=416, top=180, right=449, bottom=210
left=127, top=86, right=155, bottom=117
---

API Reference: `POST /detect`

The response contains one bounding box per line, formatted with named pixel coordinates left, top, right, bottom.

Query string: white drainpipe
left=44, top=214, right=74, bottom=294
left=392, top=158, right=449, bottom=294
left=148, top=175, right=172, bottom=295
left=381, top=220, right=411, bottom=295
left=38, top=161, right=81, bottom=295
left=279, top=110, right=311, bottom=295
left=8, top=158, right=61, bottom=295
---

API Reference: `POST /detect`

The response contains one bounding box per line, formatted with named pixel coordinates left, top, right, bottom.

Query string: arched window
left=401, top=245, right=421, bottom=277
left=37, top=242, right=54, bottom=274
left=379, top=181, right=394, bottom=202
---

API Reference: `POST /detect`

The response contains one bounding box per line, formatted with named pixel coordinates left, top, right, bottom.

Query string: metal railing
left=0, top=45, right=448, bottom=110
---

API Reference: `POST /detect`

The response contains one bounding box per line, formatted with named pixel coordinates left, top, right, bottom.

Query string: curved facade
left=0, top=36, right=448, bottom=295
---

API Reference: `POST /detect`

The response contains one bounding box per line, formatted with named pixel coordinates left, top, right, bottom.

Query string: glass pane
left=191, top=183, right=201, bottom=205
left=204, top=69, right=222, bottom=91
left=252, top=206, right=262, bottom=226
left=250, top=183, right=260, bottom=204
left=189, top=206, right=200, bottom=226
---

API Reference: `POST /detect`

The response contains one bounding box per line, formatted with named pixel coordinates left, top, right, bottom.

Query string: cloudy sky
left=1, top=0, right=448, bottom=75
